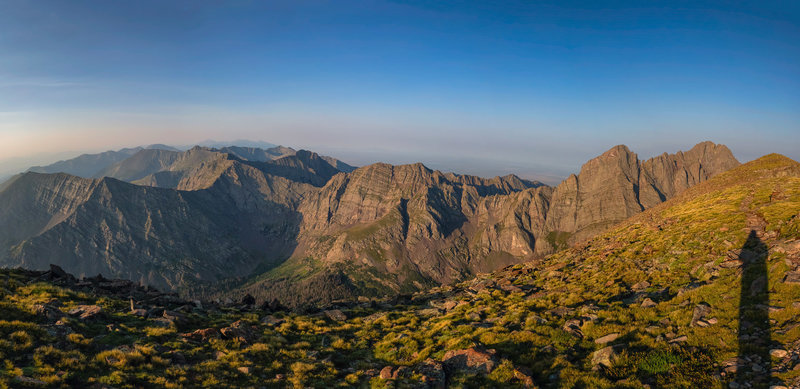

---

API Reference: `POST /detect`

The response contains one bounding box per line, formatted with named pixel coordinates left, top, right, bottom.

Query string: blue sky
left=1, top=0, right=798, bottom=182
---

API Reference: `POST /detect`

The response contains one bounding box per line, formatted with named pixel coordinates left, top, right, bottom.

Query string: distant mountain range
left=195, top=139, right=278, bottom=149
left=0, top=141, right=739, bottom=306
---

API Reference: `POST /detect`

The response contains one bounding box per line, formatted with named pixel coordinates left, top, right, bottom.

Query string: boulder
left=67, top=305, right=103, bottom=321
left=324, top=309, right=347, bottom=322
left=770, top=349, right=788, bottom=359
left=591, top=346, right=618, bottom=368
left=170, top=351, right=187, bottom=365
left=547, top=307, right=572, bottom=317
left=379, top=366, right=394, bottom=380
left=690, top=303, right=712, bottom=327
left=162, top=310, right=188, bottom=326
left=414, top=358, right=446, bottom=388
left=563, top=319, right=584, bottom=338
left=417, top=308, right=442, bottom=316
left=48, top=264, right=71, bottom=280
left=14, top=376, right=47, bottom=386
left=499, top=283, right=523, bottom=293
left=513, top=366, right=535, bottom=388
left=392, top=366, right=409, bottom=379
left=595, top=333, right=620, bottom=344
left=720, top=259, right=743, bottom=268
left=442, top=346, right=499, bottom=374
left=32, top=303, right=63, bottom=322
left=668, top=335, right=688, bottom=344
left=182, top=328, right=220, bottom=342
left=220, top=320, right=258, bottom=344
left=631, top=280, right=650, bottom=292
left=783, top=271, right=800, bottom=284
left=241, top=294, right=256, bottom=306
left=261, top=315, right=285, bottom=326
left=640, top=298, right=657, bottom=308
left=442, top=300, right=458, bottom=311
left=260, top=298, right=286, bottom=312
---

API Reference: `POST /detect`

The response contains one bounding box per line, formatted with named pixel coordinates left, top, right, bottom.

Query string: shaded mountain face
left=93, top=147, right=223, bottom=189
left=95, top=146, right=356, bottom=189
left=0, top=142, right=739, bottom=306
left=0, top=150, right=341, bottom=291
left=26, top=145, right=177, bottom=178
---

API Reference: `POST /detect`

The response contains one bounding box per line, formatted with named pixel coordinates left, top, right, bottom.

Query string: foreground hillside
left=0, top=153, right=797, bottom=388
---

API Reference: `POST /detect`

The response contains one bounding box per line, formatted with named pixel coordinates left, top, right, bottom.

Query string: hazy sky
left=1, top=0, right=799, bottom=182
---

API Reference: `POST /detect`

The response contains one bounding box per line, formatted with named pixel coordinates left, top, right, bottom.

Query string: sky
left=1, top=0, right=799, bottom=183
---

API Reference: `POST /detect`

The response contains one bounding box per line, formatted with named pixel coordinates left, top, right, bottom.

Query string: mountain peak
left=294, top=149, right=322, bottom=161
left=601, top=144, right=634, bottom=158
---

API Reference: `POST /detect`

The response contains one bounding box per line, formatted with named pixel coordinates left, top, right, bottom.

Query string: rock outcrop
left=542, top=141, right=740, bottom=249
left=241, top=142, right=738, bottom=305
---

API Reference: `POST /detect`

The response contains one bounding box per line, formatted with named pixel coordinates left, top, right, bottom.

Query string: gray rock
left=691, top=303, right=712, bottom=327
left=591, top=346, right=618, bottom=368
left=595, top=333, right=620, bottom=344
left=668, top=335, right=688, bottom=344
left=324, top=309, right=347, bottom=321
left=631, top=280, right=651, bottom=291
left=162, top=310, right=187, bottom=326
left=379, top=366, right=394, bottom=380
left=414, top=358, right=446, bottom=388
left=770, top=349, right=788, bottom=358
left=261, top=315, right=285, bottom=326
left=783, top=271, right=800, bottom=284
left=442, top=346, right=499, bottom=374
left=67, top=305, right=103, bottom=321
left=641, top=298, right=657, bottom=308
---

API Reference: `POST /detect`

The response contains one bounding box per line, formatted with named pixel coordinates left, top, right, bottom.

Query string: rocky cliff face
left=231, top=142, right=738, bottom=306
left=95, top=147, right=229, bottom=189
left=96, top=146, right=352, bottom=191
left=0, top=150, right=342, bottom=292
left=542, top=141, right=740, bottom=250
left=0, top=142, right=739, bottom=306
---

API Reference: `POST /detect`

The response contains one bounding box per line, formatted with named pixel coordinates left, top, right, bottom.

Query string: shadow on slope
left=734, top=230, right=772, bottom=387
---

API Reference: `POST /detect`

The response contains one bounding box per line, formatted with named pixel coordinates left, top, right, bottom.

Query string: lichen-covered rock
left=442, top=346, right=499, bottom=374
left=591, top=346, right=619, bottom=368
left=323, top=309, right=347, bottom=321
left=182, top=328, right=220, bottom=342
left=414, top=358, right=446, bottom=388
left=220, top=320, right=257, bottom=344
left=67, top=305, right=103, bottom=321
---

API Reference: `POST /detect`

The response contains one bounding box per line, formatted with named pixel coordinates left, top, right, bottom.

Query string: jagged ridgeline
left=0, top=142, right=738, bottom=306
left=0, top=153, right=797, bottom=388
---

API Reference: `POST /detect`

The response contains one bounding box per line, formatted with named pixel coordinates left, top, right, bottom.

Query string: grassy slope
left=0, top=154, right=798, bottom=388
